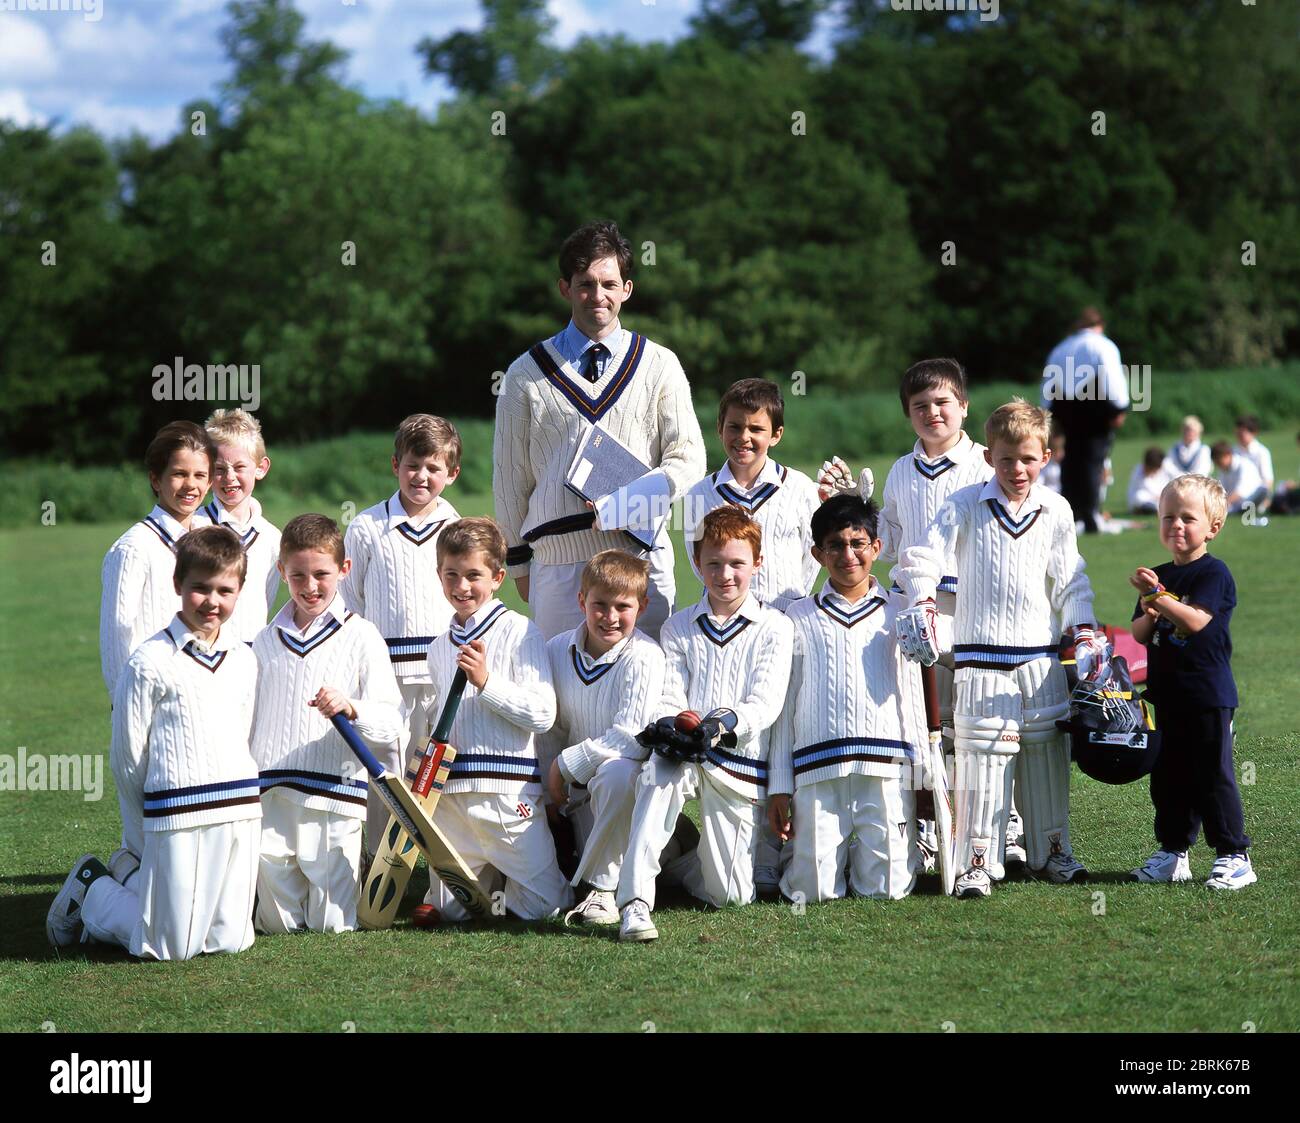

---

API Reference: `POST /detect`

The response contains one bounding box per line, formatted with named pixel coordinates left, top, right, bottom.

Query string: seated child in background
left=1211, top=441, right=1265, bottom=515
left=1233, top=416, right=1273, bottom=512
left=1128, top=447, right=1170, bottom=514
left=1163, top=415, right=1211, bottom=479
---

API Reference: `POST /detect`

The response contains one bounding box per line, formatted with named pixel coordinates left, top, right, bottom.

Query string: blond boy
left=897, top=400, right=1102, bottom=896
left=543, top=551, right=666, bottom=925
left=202, top=408, right=282, bottom=643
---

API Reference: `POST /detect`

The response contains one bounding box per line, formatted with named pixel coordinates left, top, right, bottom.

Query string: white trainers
left=619, top=898, right=659, bottom=942
left=1004, top=808, right=1027, bottom=871
left=564, top=887, right=619, bottom=927
left=1205, top=852, right=1257, bottom=891
left=46, top=854, right=109, bottom=947
left=954, top=866, right=991, bottom=899
left=1131, top=848, right=1192, bottom=883
left=1034, top=851, right=1089, bottom=883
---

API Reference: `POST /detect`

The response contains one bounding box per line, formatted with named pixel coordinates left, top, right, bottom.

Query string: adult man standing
left=493, top=221, right=706, bottom=639
left=1042, top=307, right=1130, bottom=533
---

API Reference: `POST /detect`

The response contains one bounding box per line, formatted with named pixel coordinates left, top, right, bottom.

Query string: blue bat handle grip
left=331, top=713, right=384, bottom=778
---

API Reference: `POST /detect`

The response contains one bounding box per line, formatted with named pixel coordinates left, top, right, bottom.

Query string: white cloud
left=64, top=98, right=181, bottom=141
left=0, top=14, right=58, bottom=80
left=0, top=87, right=46, bottom=127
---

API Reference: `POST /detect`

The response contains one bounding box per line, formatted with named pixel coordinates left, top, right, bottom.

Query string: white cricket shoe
left=619, top=899, right=659, bottom=942
left=1130, top=848, right=1192, bottom=883
left=564, top=887, right=619, bottom=927
left=1205, top=852, right=1257, bottom=891
left=1035, top=851, right=1089, bottom=884
left=954, top=867, right=991, bottom=899
left=46, top=854, right=109, bottom=947
left=1004, top=808, right=1027, bottom=872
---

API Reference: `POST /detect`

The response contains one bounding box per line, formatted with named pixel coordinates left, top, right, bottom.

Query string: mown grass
left=0, top=432, right=1296, bottom=1033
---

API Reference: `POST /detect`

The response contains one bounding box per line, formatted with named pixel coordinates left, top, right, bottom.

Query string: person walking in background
left=1041, top=307, right=1130, bottom=533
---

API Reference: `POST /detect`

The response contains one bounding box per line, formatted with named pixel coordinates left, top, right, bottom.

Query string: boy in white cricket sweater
left=201, top=408, right=282, bottom=643
left=768, top=495, right=925, bottom=902
left=422, top=518, right=570, bottom=921
left=617, top=507, right=794, bottom=943
left=50, top=528, right=261, bottom=959
left=492, top=221, right=705, bottom=640
left=820, top=359, right=1024, bottom=872
left=343, top=414, right=461, bottom=852
left=682, top=378, right=821, bottom=612
left=896, top=400, right=1102, bottom=897
left=100, top=421, right=215, bottom=697
left=543, top=551, right=666, bottom=926
left=681, top=377, right=819, bottom=896
left=252, top=515, right=404, bottom=933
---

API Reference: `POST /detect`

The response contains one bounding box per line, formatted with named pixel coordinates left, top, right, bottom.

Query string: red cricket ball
left=675, top=710, right=702, bottom=733
left=410, top=903, right=442, bottom=929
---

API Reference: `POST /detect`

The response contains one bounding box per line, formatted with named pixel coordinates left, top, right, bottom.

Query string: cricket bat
left=920, top=664, right=956, bottom=896
left=332, top=707, right=494, bottom=922
left=357, top=670, right=467, bottom=929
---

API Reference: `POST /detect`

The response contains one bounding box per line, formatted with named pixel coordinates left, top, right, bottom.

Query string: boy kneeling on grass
left=616, top=507, right=794, bottom=943
left=767, top=495, right=925, bottom=904
left=50, top=527, right=261, bottom=960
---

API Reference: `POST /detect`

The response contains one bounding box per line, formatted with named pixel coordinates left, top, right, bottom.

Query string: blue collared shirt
left=552, top=319, right=627, bottom=378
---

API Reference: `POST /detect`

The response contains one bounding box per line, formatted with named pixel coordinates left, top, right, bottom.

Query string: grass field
left=1, top=432, right=1297, bottom=1033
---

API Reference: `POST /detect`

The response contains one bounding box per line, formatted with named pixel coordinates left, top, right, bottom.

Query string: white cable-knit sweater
left=768, top=583, right=925, bottom=794
left=110, top=616, right=260, bottom=857
left=878, top=433, right=992, bottom=606
left=251, top=597, right=404, bottom=819
left=546, top=625, right=665, bottom=786
left=896, top=479, right=1095, bottom=667
left=342, top=492, right=459, bottom=681
left=425, top=599, right=556, bottom=796
left=100, top=504, right=212, bottom=696
left=492, top=329, right=706, bottom=576
left=199, top=496, right=282, bottom=643
left=658, top=592, right=794, bottom=798
left=682, top=459, right=821, bottom=611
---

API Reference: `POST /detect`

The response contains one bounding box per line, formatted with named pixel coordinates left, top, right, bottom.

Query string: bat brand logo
left=516, top=801, right=532, bottom=819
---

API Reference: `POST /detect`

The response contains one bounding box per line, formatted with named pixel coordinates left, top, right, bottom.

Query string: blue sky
left=0, top=0, right=702, bottom=140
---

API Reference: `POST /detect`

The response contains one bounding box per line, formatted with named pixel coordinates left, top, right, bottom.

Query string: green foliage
left=2, top=0, right=1298, bottom=464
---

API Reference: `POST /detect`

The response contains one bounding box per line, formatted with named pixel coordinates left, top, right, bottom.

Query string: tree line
left=2, top=0, right=1295, bottom=460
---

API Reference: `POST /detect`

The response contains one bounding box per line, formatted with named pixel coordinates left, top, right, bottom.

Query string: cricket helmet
left=1059, top=655, right=1162, bottom=785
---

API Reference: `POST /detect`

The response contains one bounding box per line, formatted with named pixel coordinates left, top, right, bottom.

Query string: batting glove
left=1072, top=626, right=1111, bottom=682
left=817, top=456, right=875, bottom=503
left=896, top=600, right=940, bottom=666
